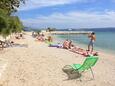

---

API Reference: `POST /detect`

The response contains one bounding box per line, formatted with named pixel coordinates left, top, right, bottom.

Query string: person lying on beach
left=36, top=35, right=45, bottom=42
left=15, top=36, right=20, bottom=39
left=69, top=47, right=88, bottom=56
left=70, top=46, right=98, bottom=57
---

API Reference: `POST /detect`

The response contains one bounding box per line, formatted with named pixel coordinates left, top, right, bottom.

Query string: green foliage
left=0, top=0, right=24, bottom=38
left=0, top=8, right=7, bottom=15
left=36, top=30, right=41, bottom=35
left=0, top=16, right=8, bottom=32
left=1, top=28, right=11, bottom=39
left=0, top=0, right=25, bottom=15
left=9, top=16, right=23, bottom=33
left=0, top=9, right=9, bottom=34
left=46, top=27, right=56, bottom=32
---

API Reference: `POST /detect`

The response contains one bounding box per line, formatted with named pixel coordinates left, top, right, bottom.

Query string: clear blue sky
left=16, top=0, right=115, bottom=29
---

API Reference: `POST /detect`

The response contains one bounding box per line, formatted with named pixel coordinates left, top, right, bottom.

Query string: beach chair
left=0, top=40, right=5, bottom=50
left=4, top=40, right=13, bottom=48
left=71, top=56, right=99, bottom=80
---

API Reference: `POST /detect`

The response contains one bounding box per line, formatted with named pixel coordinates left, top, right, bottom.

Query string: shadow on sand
left=12, top=43, right=28, bottom=48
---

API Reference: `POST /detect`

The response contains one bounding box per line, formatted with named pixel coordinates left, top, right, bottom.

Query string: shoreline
left=53, top=34, right=115, bottom=56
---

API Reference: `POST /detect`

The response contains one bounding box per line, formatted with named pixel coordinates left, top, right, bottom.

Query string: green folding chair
left=71, top=56, right=99, bottom=80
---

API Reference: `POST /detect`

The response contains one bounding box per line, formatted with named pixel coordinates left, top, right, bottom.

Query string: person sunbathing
left=70, top=46, right=98, bottom=56
left=36, top=35, right=45, bottom=42
left=69, top=47, right=90, bottom=56
left=63, top=39, right=69, bottom=49
left=15, top=36, right=20, bottom=39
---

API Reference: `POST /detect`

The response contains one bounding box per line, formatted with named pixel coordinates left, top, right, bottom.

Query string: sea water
left=54, top=30, right=115, bottom=54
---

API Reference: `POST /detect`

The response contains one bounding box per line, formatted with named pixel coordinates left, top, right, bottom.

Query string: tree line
left=0, top=0, right=25, bottom=39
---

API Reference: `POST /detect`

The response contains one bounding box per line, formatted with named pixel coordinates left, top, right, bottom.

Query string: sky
left=16, top=0, right=115, bottom=29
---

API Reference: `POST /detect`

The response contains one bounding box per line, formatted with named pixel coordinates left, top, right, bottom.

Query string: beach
left=0, top=32, right=115, bottom=86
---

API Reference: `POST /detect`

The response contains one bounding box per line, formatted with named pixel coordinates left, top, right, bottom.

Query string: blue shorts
left=89, top=41, right=94, bottom=47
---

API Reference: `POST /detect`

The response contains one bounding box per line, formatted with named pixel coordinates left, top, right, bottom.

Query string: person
left=47, top=36, right=53, bottom=42
left=88, top=32, right=96, bottom=53
left=36, top=34, right=45, bottom=42
left=63, top=39, right=69, bottom=49
left=20, top=33, right=24, bottom=39
left=20, top=33, right=23, bottom=37
left=15, top=36, right=20, bottom=39
left=68, top=40, right=74, bottom=49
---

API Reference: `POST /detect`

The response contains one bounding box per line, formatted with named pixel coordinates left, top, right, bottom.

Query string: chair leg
left=90, top=68, right=94, bottom=79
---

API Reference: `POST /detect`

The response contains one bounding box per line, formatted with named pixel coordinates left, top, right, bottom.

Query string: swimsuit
left=89, top=40, right=94, bottom=47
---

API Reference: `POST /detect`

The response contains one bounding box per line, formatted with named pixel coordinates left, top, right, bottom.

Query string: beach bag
left=62, top=65, right=81, bottom=79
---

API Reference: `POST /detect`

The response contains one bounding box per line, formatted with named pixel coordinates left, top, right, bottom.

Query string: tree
left=0, top=15, right=23, bottom=39
left=0, top=0, right=24, bottom=39
left=1, top=28, right=11, bottom=39
left=0, top=9, right=9, bottom=34
left=0, top=0, right=25, bottom=15
left=46, top=27, right=56, bottom=32
left=0, top=16, right=7, bottom=33
left=36, top=30, right=41, bottom=35
left=9, top=16, right=23, bottom=33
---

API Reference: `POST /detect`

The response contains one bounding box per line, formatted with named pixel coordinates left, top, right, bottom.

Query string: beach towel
left=69, top=47, right=99, bottom=57
left=49, top=44, right=62, bottom=48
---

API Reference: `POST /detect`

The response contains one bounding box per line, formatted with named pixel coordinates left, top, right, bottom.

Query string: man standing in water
left=88, top=32, right=96, bottom=53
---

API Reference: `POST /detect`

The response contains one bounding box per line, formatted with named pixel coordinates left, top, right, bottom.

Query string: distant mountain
left=23, top=27, right=42, bottom=31
left=23, top=27, right=32, bottom=31
left=57, top=27, right=115, bottom=32
left=23, top=26, right=115, bottom=32
left=80, top=27, right=115, bottom=32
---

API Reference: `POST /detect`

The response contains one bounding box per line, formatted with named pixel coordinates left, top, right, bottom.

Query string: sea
left=54, top=28, right=115, bottom=54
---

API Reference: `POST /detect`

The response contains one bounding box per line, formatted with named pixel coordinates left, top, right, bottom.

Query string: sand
left=0, top=32, right=115, bottom=86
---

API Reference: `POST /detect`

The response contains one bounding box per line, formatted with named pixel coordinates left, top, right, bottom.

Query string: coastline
left=53, top=34, right=115, bottom=56
left=0, top=32, right=115, bottom=86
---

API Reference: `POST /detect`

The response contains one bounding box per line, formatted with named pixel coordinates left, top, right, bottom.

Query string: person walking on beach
left=88, top=32, right=96, bottom=53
